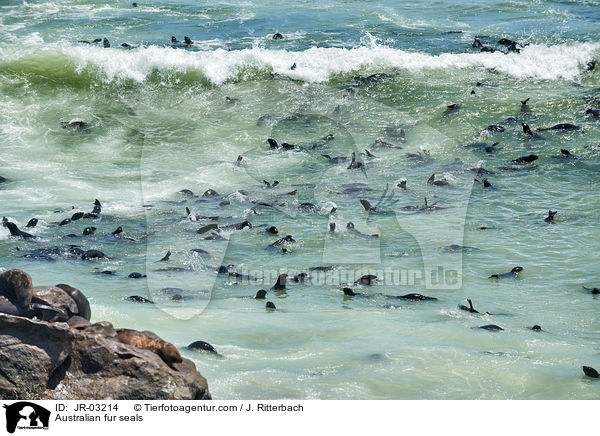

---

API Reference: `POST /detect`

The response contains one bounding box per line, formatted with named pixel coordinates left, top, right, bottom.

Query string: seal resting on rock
left=116, top=329, right=183, bottom=368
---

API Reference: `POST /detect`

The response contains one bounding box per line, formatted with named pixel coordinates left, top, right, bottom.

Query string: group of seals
left=471, top=37, right=522, bottom=53
left=0, top=269, right=90, bottom=325
left=6, top=30, right=597, bottom=382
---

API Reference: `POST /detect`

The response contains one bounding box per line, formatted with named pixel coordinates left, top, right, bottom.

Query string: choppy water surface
left=0, top=0, right=599, bottom=399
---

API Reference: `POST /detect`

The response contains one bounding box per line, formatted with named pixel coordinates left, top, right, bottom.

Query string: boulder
left=0, top=269, right=210, bottom=400
left=0, top=315, right=210, bottom=400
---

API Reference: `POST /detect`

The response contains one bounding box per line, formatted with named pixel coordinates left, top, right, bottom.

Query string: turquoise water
left=0, top=0, right=599, bottom=399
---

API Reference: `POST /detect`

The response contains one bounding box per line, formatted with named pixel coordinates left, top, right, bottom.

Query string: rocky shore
left=0, top=269, right=210, bottom=400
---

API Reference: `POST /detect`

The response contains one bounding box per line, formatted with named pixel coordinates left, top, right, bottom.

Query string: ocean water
left=0, top=0, right=599, bottom=399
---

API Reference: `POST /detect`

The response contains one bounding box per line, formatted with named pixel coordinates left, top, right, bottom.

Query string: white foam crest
left=3, top=41, right=598, bottom=84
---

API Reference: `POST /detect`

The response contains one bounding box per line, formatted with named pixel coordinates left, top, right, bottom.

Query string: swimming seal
left=427, top=174, right=451, bottom=186
left=269, top=235, right=295, bottom=247
left=384, top=126, right=406, bottom=141
left=521, top=123, right=543, bottom=139
left=405, top=150, right=431, bottom=163
left=583, top=366, right=599, bottom=378
left=395, top=293, right=437, bottom=301
left=512, top=154, right=538, bottom=164
left=458, top=299, right=480, bottom=314
left=583, top=286, right=600, bottom=294
left=346, top=222, right=378, bottom=238
left=188, top=340, right=218, bottom=354
left=26, top=218, right=38, bottom=228
left=197, top=223, right=219, bottom=234
left=128, top=272, right=146, bottom=279
left=83, top=199, right=102, bottom=218
left=481, top=179, right=493, bottom=188
left=82, top=226, right=96, bottom=235
left=370, top=139, right=400, bottom=149
left=343, top=287, right=365, bottom=297
left=347, top=152, right=363, bottom=169
left=444, top=104, right=460, bottom=115
left=190, top=248, right=210, bottom=258
left=322, top=154, right=347, bottom=164
left=355, top=274, right=377, bottom=285
left=266, top=301, right=276, bottom=310
left=544, top=210, right=557, bottom=223
left=202, top=189, right=220, bottom=197
left=587, top=61, right=597, bottom=71
left=498, top=38, right=520, bottom=52
left=490, top=266, right=523, bottom=279
left=61, top=119, right=89, bottom=129
left=479, top=324, right=504, bottom=331
left=272, top=274, right=287, bottom=290
left=221, top=221, right=252, bottom=231
left=485, top=125, right=505, bottom=132
left=267, top=138, right=297, bottom=150
left=560, top=149, right=575, bottom=158
left=272, top=33, right=283, bottom=40
left=443, top=244, right=479, bottom=252
left=538, top=123, right=580, bottom=131
left=293, top=273, right=308, bottom=283
left=254, top=289, right=267, bottom=299
left=3, top=220, right=34, bottom=239
left=81, top=249, right=108, bottom=260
